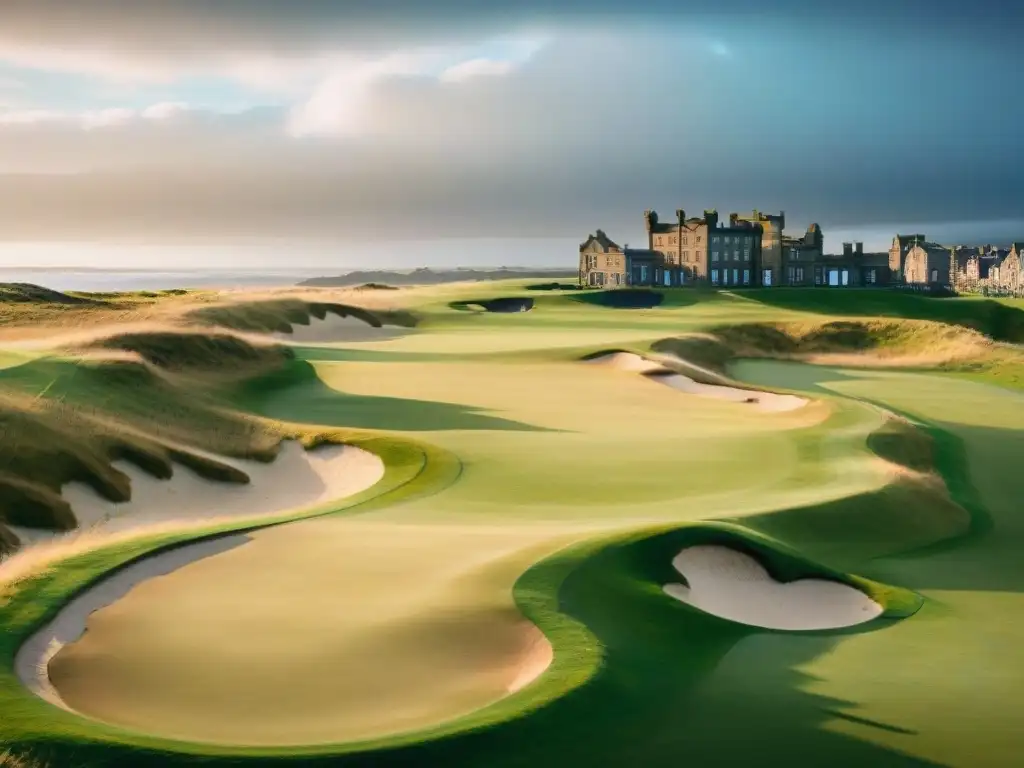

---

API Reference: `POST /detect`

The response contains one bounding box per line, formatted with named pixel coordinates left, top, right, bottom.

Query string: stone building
left=778, top=223, right=825, bottom=286
left=889, top=234, right=927, bottom=281
left=903, top=241, right=953, bottom=285
left=998, top=243, right=1024, bottom=289
left=643, top=208, right=760, bottom=286
left=731, top=210, right=785, bottom=286
left=578, top=230, right=626, bottom=287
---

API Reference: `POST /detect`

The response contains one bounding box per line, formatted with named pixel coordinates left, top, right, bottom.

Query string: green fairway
left=1, top=284, right=1022, bottom=767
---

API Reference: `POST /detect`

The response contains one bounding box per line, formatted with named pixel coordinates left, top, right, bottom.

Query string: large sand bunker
left=583, top=352, right=807, bottom=413
left=663, top=545, right=883, bottom=630
left=26, top=521, right=558, bottom=747
left=13, top=442, right=386, bottom=716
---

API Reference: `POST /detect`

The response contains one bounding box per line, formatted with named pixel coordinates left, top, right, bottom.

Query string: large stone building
left=578, top=230, right=626, bottom=287
left=731, top=210, right=786, bottom=286
left=579, top=208, right=891, bottom=289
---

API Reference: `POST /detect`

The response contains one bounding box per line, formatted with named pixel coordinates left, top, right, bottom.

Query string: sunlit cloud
left=439, top=58, right=517, bottom=83
left=0, top=102, right=195, bottom=128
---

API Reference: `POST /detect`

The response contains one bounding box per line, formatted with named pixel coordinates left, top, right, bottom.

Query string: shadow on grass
left=567, top=288, right=665, bottom=309
left=239, top=360, right=554, bottom=433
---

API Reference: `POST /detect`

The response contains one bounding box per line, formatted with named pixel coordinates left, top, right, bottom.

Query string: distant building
left=581, top=209, right=895, bottom=290
left=903, top=241, right=953, bottom=285
left=578, top=230, right=626, bottom=287
left=644, top=208, right=760, bottom=287
left=731, top=211, right=785, bottom=287
left=999, top=242, right=1024, bottom=289
left=889, top=234, right=927, bottom=281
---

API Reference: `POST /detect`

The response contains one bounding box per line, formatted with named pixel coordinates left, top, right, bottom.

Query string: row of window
left=710, top=250, right=752, bottom=262
left=655, top=234, right=703, bottom=246
left=710, top=269, right=752, bottom=286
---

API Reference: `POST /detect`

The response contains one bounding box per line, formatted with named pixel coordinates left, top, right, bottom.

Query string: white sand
left=13, top=441, right=385, bottom=712
left=9, top=442, right=386, bottom=545
left=663, top=545, right=883, bottom=631
left=506, top=625, right=554, bottom=694
left=273, top=313, right=406, bottom=344
left=584, top=352, right=807, bottom=413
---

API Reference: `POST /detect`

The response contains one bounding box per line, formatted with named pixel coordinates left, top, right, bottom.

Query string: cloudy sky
left=0, top=1, right=1021, bottom=268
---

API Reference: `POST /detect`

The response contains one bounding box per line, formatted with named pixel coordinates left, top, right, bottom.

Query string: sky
left=0, top=1, right=1021, bottom=269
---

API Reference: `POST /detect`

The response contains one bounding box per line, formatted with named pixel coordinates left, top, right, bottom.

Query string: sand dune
left=663, top=545, right=882, bottom=630
left=584, top=352, right=807, bottom=413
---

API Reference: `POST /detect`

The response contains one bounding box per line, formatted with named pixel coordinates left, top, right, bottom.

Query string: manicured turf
left=1, top=284, right=1022, bottom=767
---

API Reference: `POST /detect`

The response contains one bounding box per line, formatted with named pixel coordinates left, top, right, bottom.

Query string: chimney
left=843, top=242, right=853, bottom=257
left=704, top=209, right=719, bottom=229
left=676, top=209, right=686, bottom=225
left=855, top=242, right=863, bottom=255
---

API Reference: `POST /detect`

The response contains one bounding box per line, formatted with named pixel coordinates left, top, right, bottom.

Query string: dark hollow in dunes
left=453, top=297, right=536, bottom=313
left=572, top=289, right=664, bottom=309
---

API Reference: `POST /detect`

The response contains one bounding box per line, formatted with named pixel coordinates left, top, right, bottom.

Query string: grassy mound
left=742, top=288, right=1024, bottom=343
left=0, top=284, right=98, bottom=306
left=570, top=288, right=663, bottom=309
left=652, top=319, right=994, bottom=377
left=84, top=331, right=294, bottom=374
left=0, top=394, right=250, bottom=550
left=187, top=299, right=416, bottom=335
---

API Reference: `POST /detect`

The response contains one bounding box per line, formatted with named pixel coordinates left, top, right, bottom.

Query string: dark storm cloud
left=2, top=0, right=1019, bottom=52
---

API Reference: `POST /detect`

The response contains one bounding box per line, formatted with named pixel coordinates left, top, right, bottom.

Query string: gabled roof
left=579, top=229, right=621, bottom=253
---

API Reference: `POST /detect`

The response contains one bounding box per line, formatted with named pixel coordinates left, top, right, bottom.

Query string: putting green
left=3, top=285, right=1024, bottom=767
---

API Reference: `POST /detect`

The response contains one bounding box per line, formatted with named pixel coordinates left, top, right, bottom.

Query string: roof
left=623, top=248, right=663, bottom=262
left=579, top=229, right=621, bottom=253
left=895, top=234, right=927, bottom=247
left=1011, top=242, right=1024, bottom=253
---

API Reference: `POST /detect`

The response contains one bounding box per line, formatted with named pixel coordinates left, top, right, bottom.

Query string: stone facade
left=732, top=211, right=785, bottom=287
left=903, top=242, right=953, bottom=285
left=578, top=230, right=626, bottom=287
left=889, top=234, right=927, bottom=281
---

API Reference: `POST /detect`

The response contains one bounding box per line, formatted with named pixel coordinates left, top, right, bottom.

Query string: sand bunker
left=584, top=352, right=807, bottom=413
left=9, top=441, right=385, bottom=545
left=663, top=545, right=883, bottom=630
left=13, top=441, right=385, bottom=713
left=273, top=313, right=406, bottom=344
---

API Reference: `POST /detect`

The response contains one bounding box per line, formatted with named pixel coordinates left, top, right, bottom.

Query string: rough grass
left=0, top=284, right=99, bottom=306
left=0, top=750, right=46, bottom=768
left=0, top=393, right=253, bottom=549
left=83, top=330, right=295, bottom=373
left=187, top=299, right=416, bottom=335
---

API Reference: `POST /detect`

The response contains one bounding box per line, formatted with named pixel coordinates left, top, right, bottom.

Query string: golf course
left=1, top=281, right=1023, bottom=767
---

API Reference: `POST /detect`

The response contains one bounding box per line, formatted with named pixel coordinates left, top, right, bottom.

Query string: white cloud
left=439, top=58, right=516, bottom=83
left=0, top=102, right=195, bottom=129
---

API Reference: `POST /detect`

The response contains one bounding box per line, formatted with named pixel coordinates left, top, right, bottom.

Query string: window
left=743, top=269, right=750, bottom=285
left=663, top=270, right=672, bottom=287
left=733, top=250, right=740, bottom=260
left=787, top=266, right=795, bottom=284
left=711, top=251, right=720, bottom=262
left=613, top=273, right=621, bottom=286
left=682, top=236, right=688, bottom=245
left=930, top=269, right=939, bottom=283
left=743, top=249, right=750, bottom=261
left=762, top=269, right=773, bottom=287
left=732, top=268, right=739, bottom=284
left=795, top=267, right=804, bottom=282
left=589, top=272, right=598, bottom=286
left=828, top=269, right=839, bottom=286
left=682, top=250, right=689, bottom=262
left=696, top=236, right=702, bottom=243
left=815, top=267, right=823, bottom=286
left=724, top=236, right=731, bottom=245
left=865, top=268, right=876, bottom=285
left=639, top=265, right=649, bottom=283
left=841, top=269, right=849, bottom=286
left=711, top=269, right=720, bottom=285
left=791, top=248, right=800, bottom=260
left=670, top=236, right=677, bottom=244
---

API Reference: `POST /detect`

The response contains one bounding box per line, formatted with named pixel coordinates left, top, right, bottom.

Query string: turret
left=704, top=209, right=719, bottom=229
left=644, top=210, right=658, bottom=231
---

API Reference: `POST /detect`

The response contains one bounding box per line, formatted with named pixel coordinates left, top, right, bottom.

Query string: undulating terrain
left=1, top=281, right=1023, bottom=767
